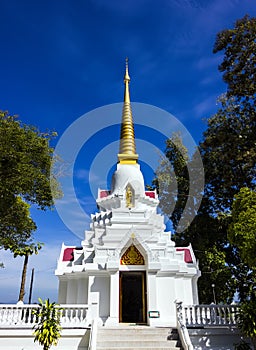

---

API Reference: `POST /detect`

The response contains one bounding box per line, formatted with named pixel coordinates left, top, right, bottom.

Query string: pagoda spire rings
left=118, top=58, right=139, bottom=164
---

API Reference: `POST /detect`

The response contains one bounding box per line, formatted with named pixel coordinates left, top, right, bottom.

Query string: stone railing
left=176, top=301, right=194, bottom=350
left=183, top=303, right=239, bottom=327
left=0, top=304, right=90, bottom=328
left=176, top=302, right=240, bottom=350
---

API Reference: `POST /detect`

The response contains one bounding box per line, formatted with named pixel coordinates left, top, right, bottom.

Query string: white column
left=147, top=272, right=159, bottom=326
left=77, top=277, right=88, bottom=304
left=192, top=274, right=200, bottom=304
left=58, top=278, right=67, bottom=304
left=87, top=275, right=100, bottom=324
left=66, top=276, right=78, bottom=304
left=105, top=271, right=119, bottom=326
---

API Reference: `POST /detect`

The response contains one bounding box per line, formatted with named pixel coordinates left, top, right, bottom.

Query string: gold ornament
left=121, top=244, right=144, bottom=265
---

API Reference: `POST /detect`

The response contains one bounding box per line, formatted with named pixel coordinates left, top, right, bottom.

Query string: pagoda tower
left=55, top=61, right=200, bottom=327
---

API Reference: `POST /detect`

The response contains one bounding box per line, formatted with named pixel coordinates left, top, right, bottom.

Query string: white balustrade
left=176, top=302, right=240, bottom=350
left=183, top=304, right=239, bottom=327
left=0, top=304, right=90, bottom=328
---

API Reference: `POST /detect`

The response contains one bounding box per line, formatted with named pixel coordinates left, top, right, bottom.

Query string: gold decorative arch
left=120, top=244, right=145, bottom=265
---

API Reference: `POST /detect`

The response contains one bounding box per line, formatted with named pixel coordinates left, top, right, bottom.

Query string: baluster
left=226, top=305, right=230, bottom=324
left=79, top=307, right=82, bottom=323
left=213, top=305, right=217, bottom=325
left=184, top=307, right=188, bottom=326
left=231, top=305, right=235, bottom=325
left=191, top=306, right=195, bottom=325
left=60, top=308, right=64, bottom=325
left=14, top=307, right=20, bottom=325
left=20, top=307, right=25, bottom=325
left=206, top=306, right=210, bottom=325
left=27, top=307, right=31, bottom=324
left=7, top=308, right=11, bottom=325
left=75, top=308, right=79, bottom=323
left=209, top=305, right=213, bottom=324
left=62, top=308, right=66, bottom=325
left=65, top=308, right=69, bottom=324
left=223, top=306, right=227, bottom=324
left=194, top=305, right=197, bottom=325
left=77, top=308, right=80, bottom=323
left=200, top=305, right=204, bottom=324
left=195, top=305, right=199, bottom=325
left=68, top=307, right=71, bottom=324
left=0, top=307, right=4, bottom=324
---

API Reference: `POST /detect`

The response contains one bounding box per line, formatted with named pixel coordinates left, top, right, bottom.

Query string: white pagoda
left=55, top=61, right=200, bottom=327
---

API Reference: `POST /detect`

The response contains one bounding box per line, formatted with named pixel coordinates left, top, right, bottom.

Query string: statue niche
left=126, top=184, right=135, bottom=208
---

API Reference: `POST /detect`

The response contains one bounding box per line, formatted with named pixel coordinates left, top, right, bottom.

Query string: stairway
left=96, top=326, right=182, bottom=350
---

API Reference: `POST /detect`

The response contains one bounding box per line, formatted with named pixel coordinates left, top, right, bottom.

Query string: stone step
left=97, top=327, right=175, bottom=335
left=97, top=334, right=176, bottom=341
left=96, top=348, right=180, bottom=350
left=97, top=341, right=179, bottom=347
left=96, top=327, right=181, bottom=350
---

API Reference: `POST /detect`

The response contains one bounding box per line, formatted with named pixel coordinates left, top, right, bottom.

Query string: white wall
left=90, top=275, right=110, bottom=322
left=0, top=328, right=90, bottom=350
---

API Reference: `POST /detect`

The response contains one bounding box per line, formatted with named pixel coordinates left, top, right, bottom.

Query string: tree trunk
left=18, top=254, right=29, bottom=302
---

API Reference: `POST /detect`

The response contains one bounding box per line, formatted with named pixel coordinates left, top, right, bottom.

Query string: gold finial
left=118, top=59, right=139, bottom=164
left=124, top=57, right=130, bottom=85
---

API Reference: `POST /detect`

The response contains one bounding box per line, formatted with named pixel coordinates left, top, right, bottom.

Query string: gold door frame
left=119, top=271, right=147, bottom=324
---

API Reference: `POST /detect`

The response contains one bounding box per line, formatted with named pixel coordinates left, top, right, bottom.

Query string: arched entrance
left=119, top=244, right=147, bottom=324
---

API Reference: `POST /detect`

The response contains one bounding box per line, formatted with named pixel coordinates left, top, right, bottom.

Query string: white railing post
left=88, top=318, right=98, bottom=350
left=175, top=300, right=194, bottom=350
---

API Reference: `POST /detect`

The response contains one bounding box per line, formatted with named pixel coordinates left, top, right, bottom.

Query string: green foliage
left=228, top=188, right=256, bottom=268
left=0, top=196, right=36, bottom=250
left=237, top=299, right=256, bottom=350
left=213, top=15, right=256, bottom=100
left=33, top=298, right=62, bottom=350
left=0, top=110, right=61, bottom=250
left=196, top=15, right=256, bottom=303
left=152, top=15, right=256, bottom=304
left=150, top=133, right=190, bottom=230
left=234, top=340, right=252, bottom=350
left=200, top=95, right=256, bottom=212
left=174, top=207, right=236, bottom=303
left=11, top=241, right=43, bottom=258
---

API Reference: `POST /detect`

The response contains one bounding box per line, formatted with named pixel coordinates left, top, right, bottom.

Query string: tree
left=237, top=299, right=256, bottom=350
left=200, top=94, right=255, bottom=213
left=206, top=15, right=256, bottom=211
left=227, top=188, right=256, bottom=347
left=213, top=15, right=256, bottom=101
left=228, top=188, right=256, bottom=268
left=0, top=110, right=61, bottom=249
left=0, top=196, right=36, bottom=250
left=195, top=15, right=256, bottom=302
left=152, top=16, right=256, bottom=303
left=150, top=133, right=190, bottom=230
left=0, top=110, right=62, bottom=299
left=33, top=298, right=62, bottom=350
left=12, top=242, right=43, bottom=303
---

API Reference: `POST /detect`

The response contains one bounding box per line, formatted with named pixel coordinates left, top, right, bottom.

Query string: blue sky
left=0, top=0, right=256, bottom=303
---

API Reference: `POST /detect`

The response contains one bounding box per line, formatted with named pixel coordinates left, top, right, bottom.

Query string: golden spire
left=118, top=58, right=139, bottom=164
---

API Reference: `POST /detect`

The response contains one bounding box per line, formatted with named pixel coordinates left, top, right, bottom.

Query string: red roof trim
left=99, top=190, right=111, bottom=198
left=63, top=247, right=74, bottom=261
left=145, top=191, right=156, bottom=198
left=176, top=248, right=193, bottom=263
